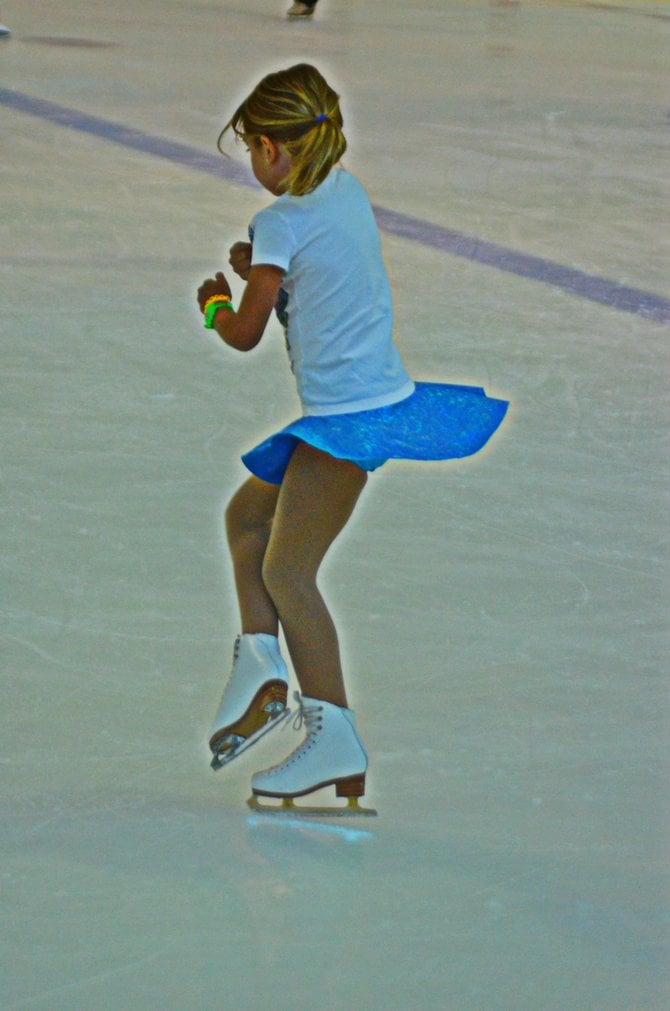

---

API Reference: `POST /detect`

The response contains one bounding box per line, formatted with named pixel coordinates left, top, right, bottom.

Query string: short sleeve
left=250, top=206, right=295, bottom=272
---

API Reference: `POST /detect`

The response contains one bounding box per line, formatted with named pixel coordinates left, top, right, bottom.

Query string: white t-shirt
left=249, top=168, right=414, bottom=416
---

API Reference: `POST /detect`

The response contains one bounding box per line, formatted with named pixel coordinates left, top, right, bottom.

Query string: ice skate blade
left=247, top=795, right=377, bottom=818
left=209, top=679, right=288, bottom=763
left=210, top=705, right=291, bottom=771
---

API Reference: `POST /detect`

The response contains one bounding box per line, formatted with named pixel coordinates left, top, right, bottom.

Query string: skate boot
left=287, top=3, right=316, bottom=18
left=248, top=693, right=376, bottom=817
left=209, top=634, right=289, bottom=770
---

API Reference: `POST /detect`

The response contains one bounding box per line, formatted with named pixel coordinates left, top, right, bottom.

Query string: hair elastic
left=315, top=113, right=329, bottom=123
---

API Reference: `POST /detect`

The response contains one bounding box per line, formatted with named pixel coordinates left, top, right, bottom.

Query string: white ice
left=1, top=1, right=668, bottom=1008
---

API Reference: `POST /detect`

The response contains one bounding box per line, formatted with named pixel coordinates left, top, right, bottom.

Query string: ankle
left=299, top=687, right=348, bottom=710
left=241, top=627, right=279, bottom=638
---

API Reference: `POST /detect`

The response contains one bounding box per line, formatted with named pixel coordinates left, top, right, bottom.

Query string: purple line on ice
left=371, top=206, right=669, bottom=324
left=2, top=86, right=668, bottom=324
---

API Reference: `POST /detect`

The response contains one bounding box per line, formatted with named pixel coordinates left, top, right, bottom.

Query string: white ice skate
left=209, top=634, right=289, bottom=770
left=248, top=693, right=377, bottom=817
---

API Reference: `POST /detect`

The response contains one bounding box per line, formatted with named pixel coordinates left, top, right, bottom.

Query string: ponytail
left=219, top=63, right=347, bottom=196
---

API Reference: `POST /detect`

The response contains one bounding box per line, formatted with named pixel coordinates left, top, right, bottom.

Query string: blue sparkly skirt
left=241, top=381, right=508, bottom=485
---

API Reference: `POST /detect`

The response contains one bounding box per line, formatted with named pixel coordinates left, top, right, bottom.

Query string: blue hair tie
left=316, top=113, right=329, bottom=124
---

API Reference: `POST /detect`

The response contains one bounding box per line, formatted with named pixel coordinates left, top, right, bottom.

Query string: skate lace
left=214, top=636, right=242, bottom=709
left=289, top=692, right=323, bottom=736
left=265, top=692, right=323, bottom=772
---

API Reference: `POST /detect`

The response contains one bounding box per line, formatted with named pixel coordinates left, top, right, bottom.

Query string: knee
left=224, top=488, right=246, bottom=545
left=225, top=481, right=274, bottom=546
left=260, top=550, right=286, bottom=606
left=262, top=550, right=314, bottom=612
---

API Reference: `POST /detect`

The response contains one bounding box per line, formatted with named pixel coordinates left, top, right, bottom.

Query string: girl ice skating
left=196, top=63, right=508, bottom=815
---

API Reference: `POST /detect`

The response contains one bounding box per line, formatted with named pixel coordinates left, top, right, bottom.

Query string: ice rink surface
left=1, top=1, right=668, bottom=1007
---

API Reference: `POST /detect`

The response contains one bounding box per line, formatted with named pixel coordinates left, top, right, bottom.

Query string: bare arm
left=196, top=262, right=285, bottom=352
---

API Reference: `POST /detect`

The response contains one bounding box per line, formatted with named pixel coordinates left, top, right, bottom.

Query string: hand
left=197, top=271, right=232, bottom=313
left=228, top=242, right=253, bottom=281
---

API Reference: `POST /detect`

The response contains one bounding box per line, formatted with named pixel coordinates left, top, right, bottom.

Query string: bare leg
left=261, top=443, right=367, bottom=708
left=225, top=476, right=280, bottom=635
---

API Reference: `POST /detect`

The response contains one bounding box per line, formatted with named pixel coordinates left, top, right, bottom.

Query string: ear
left=259, top=135, right=283, bottom=164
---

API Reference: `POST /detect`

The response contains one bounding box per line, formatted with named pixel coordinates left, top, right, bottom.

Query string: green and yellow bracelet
left=203, top=295, right=235, bottom=329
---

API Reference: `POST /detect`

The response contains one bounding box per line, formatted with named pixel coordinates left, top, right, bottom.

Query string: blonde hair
left=218, top=63, right=347, bottom=196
